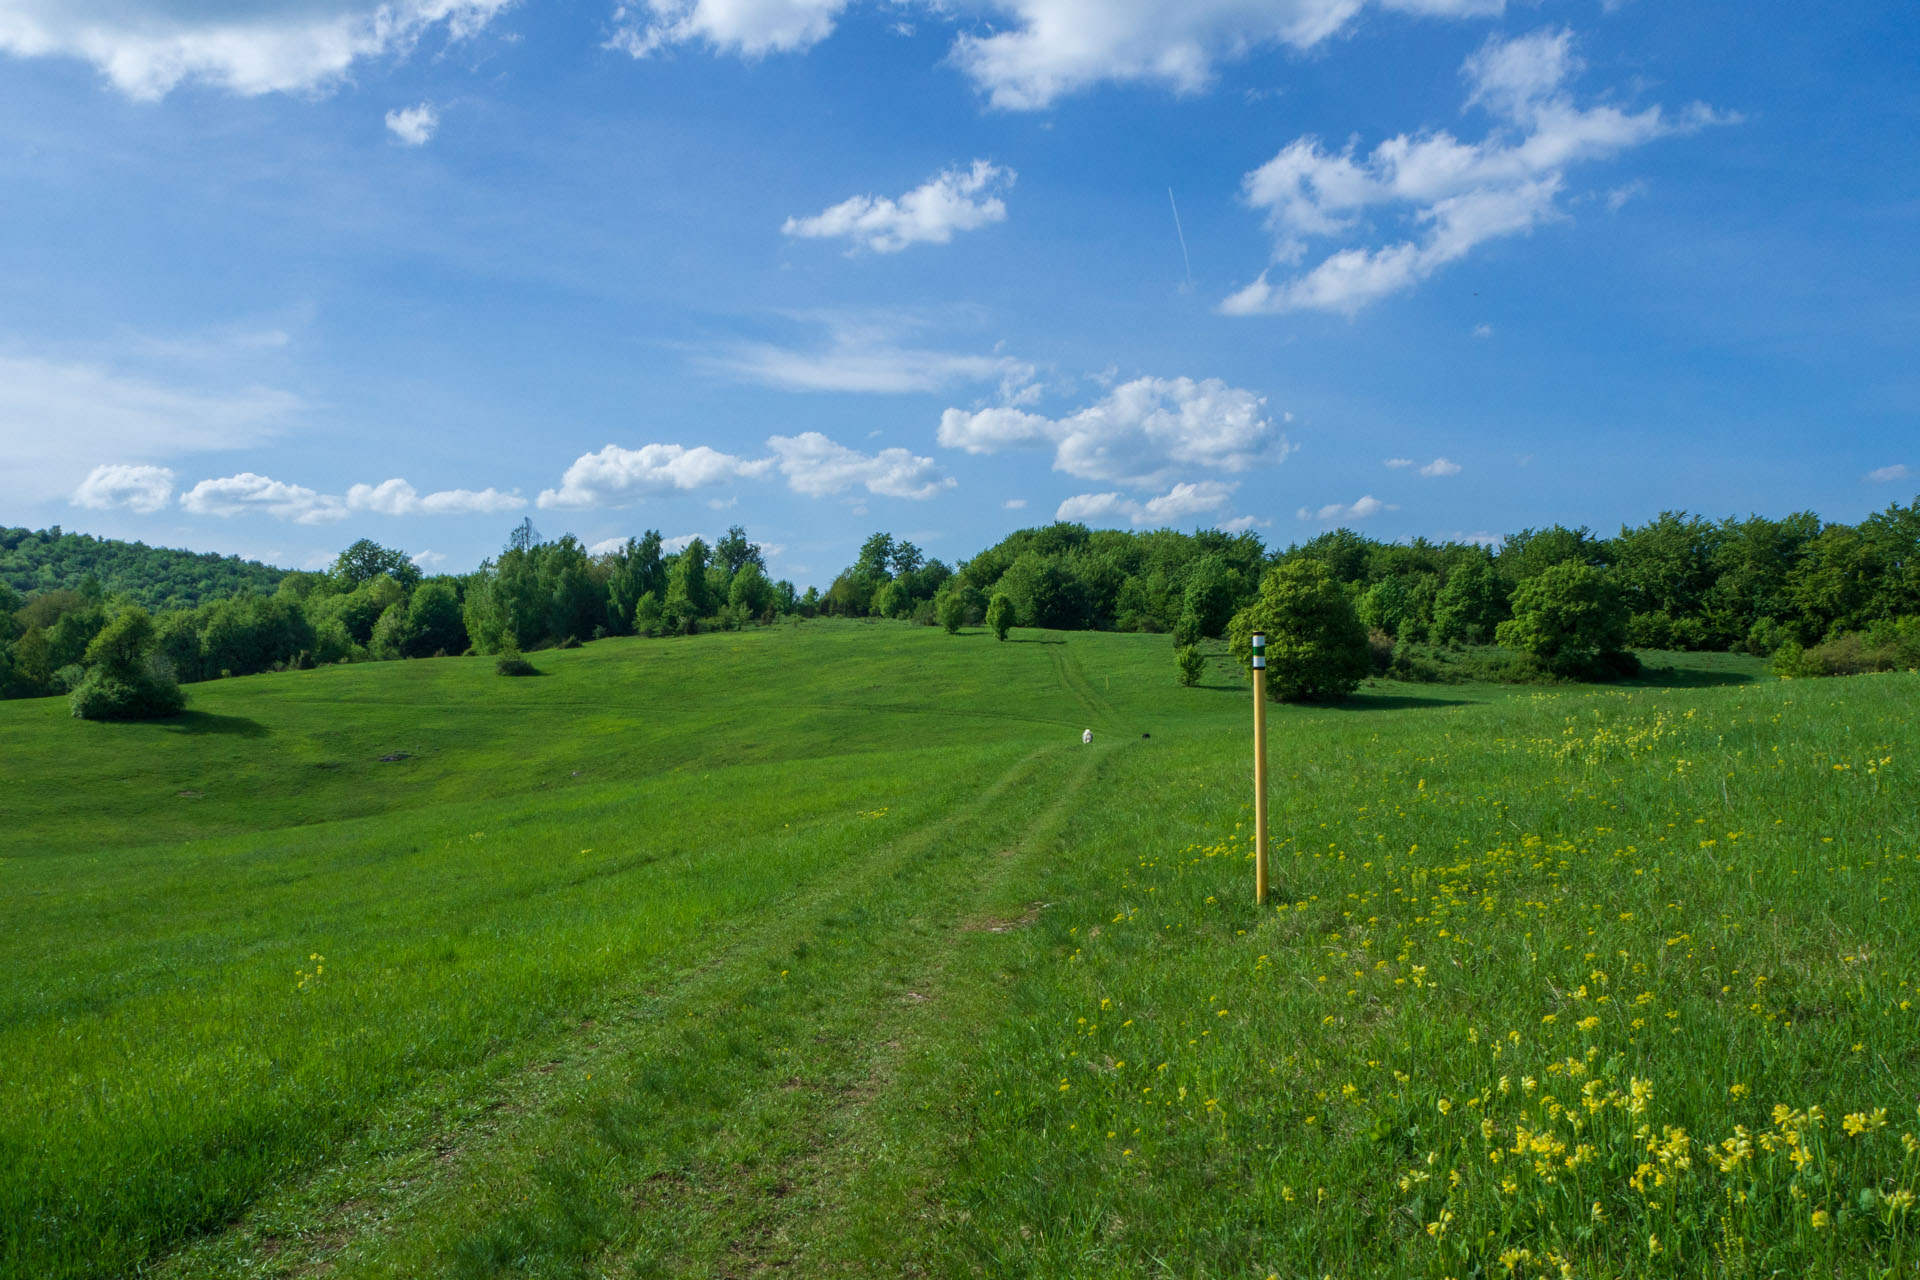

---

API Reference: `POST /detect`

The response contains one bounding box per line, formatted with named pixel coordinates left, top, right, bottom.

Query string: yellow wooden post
left=1252, top=631, right=1269, bottom=905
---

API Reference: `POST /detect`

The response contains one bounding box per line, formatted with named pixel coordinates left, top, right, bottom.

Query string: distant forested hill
left=0, top=526, right=286, bottom=611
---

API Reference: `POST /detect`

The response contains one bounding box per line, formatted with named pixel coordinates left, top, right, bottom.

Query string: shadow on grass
left=159, top=711, right=272, bottom=738
left=1624, top=666, right=1760, bottom=689
left=1010, top=636, right=1067, bottom=646
left=1328, top=692, right=1475, bottom=711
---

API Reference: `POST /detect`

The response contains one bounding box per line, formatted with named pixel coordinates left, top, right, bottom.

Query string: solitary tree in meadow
left=1227, top=560, right=1370, bottom=703
left=986, top=593, right=1014, bottom=641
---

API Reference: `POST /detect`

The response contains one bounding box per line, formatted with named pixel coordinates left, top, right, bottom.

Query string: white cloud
left=661, top=533, right=705, bottom=553
left=1055, top=480, right=1237, bottom=528
left=768, top=432, right=953, bottom=500
left=938, top=375, right=1292, bottom=486
left=1002, top=497, right=1028, bottom=510
left=1419, top=456, right=1462, bottom=477
left=537, top=444, right=773, bottom=509
left=1441, top=529, right=1503, bottom=547
left=179, top=473, right=348, bottom=525
left=1384, top=457, right=1414, bottom=468
left=950, top=0, right=1504, bottom=111
left=1223, top=28, right=1728, bottom=316
left=385, top=102, right=439, bottom=146
left=71, top=463, right=175, bottom=514
left=1867, top=464, right=1911, bottom=484
left=1217, top=514, right=1271, bottom=533
left=1473, top=323, right=1495, bottom=338
left=0, top=352, right=298, bottom=505
left=0, top=0, right=512, bottom=100
left=783, top=160, right=1013, bottom=254
left=411, top=549, right=447, bottom=569
left=587, top=537, right=628, bottom=557
left=607, top=0, right=849, bottom=58
left=610, top=1, right=1503, bottom=107
left=1298, top=494, right=1396, bottom=522
left=346, top=478, right=526, bottom=515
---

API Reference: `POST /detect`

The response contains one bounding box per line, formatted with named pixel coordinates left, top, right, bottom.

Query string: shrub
left=495, top=638, right=538, bottom=677
left=1495, top=562, right=1631, bottom=678
left=1174, top=644, right=1206, bottom=687
left=1774, top=619, right=1920, bottom=678
left=987, top=594, right=1015, bottom=642
left=1366, top=627, right=1395, bottom=676
left=1226, top=560, right=1371, bottom=703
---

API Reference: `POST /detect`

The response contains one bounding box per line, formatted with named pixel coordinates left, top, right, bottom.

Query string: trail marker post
left=1251, top=632, right=1269, bottom=905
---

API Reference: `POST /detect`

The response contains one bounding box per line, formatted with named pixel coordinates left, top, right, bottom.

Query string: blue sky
left=1, top=0, right=1914, bottom=586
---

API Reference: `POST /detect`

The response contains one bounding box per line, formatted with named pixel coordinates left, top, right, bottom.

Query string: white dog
left=1082, top=728, right=1093, bottom=745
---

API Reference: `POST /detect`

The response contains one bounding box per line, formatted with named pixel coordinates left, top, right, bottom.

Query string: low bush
left=495, top=638, right=538, bottom=677
left=1174, top=644, right=1205, bottom=687
left=1774, top=618, right=1920, bottom=678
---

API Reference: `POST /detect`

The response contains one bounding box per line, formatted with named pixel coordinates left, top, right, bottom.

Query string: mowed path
left=132, top=631, right=1137, bottom=1278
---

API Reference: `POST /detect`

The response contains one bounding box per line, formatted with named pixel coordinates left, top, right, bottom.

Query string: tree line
left=4, top=497, right=1917, bottom=716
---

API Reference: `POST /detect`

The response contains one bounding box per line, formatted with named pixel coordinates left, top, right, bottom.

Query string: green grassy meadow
left=3, top=622, right=1917, bottom=1278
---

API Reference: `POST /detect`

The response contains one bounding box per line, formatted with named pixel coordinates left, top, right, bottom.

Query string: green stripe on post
left=1251, top=631, right=1266, bottom=669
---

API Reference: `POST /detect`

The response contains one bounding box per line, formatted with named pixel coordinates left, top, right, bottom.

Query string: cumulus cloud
left=1223, top=28, right=1730, bottom=316
left=1297, top=494, right=1396, bottom=522
left=951, top=0, right=1504, bottom=110
left=1420, top=457, right=1462, bottom=476
left=768, top=432, right=953, bottom=500
left=587, top=537, right=628, bottom=557
left=0, top=0, right=512, bottom=100
left=613, top=1, right=1500, bottom=107
left=179, top=473, right=348, bottom=524
left=1003, top=498, right=1028, bottom=510
left=538, top=443, right=773, bottom=509
left=607, top=0, right=849, bottom=58
left=1385, top=457, right=1414, bottom=468
left=1055, top=480, right=1237, bottom=527
left=938, top=375, right=1292, bottom=486
left=783, top=160, right=1013, bottom=253
left=346, top=478, right=526, bottom=515
left=1867, top=464, right=1911, bottom=484
left=71, top=463, right=176, bottom=514
left=385, top=102, right=439, bottom=145
left=411, top=549, right=447, bottom=569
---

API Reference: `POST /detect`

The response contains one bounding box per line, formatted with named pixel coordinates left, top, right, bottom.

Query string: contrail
left=1167, top=187, right=1193, bottom=287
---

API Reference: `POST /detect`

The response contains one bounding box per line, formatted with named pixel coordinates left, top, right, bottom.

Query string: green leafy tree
left=936, top=581, right=984, bottom=634
left=1227, top=560, right=1370, bottom=703
left=986, top=593, right=1015, bottom=641
left=1431, top=556, right=1506, bottom=645
left=68, top=606, right=185, bottom=720
left=406, top=581, right=466, bottom=656
left=664, top=538, right=711, bottom=631
left=1495, top=562, right=1631, bottom=676
left=727, top=563, right=774, bottom=618
left=606, top=532, right=666, bottom=632
left=1180, top=555, right=1238, bottom=639
left=872, top=579, right=912, bottom=619
left=1175, top=644, right=1206, bottom=687
left=331, top=539, right=421, bottom=592
left=369, top=603, right=414, bottom=661
left=714, top=525, right=766, bottom=578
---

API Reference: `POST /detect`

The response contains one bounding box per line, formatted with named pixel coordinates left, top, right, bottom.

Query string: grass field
left=2, top=622, right=1916, bottom=1278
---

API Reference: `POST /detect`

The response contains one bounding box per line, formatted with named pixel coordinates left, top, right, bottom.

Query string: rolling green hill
left=2, top=622, right=1915, bottom=1279
left=0, top=525, right=287, bottom=611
